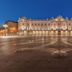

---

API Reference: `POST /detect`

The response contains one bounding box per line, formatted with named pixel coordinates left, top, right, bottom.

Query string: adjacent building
left=5, top=21, right=18, bottom=35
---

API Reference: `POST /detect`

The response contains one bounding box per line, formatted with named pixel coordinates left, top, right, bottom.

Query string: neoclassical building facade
left=18, top=16, right=72, bottom=36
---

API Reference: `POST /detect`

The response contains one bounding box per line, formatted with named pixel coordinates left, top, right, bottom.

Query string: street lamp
left=3, top=24, right=8, bottom=36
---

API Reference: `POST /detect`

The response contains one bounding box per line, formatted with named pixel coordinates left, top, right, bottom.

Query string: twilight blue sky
left=0, top=0, right=72, bottom=24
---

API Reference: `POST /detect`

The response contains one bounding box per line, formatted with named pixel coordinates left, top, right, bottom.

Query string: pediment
left=54, top=16, right=65, bottom=21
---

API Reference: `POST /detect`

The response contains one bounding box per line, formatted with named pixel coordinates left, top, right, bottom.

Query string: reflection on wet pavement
left=0, top=36, right=72, bottom=56
left=0, top=36, right=72, bottom=72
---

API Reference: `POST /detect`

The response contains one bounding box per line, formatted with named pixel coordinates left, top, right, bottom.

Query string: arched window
left=41, top=24, right=43, bottom=26
left=35, top=24, right=37, bottom=26
left=44, top=23, right=46, bottom=25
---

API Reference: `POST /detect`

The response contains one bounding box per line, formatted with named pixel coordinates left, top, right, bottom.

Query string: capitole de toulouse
left=0, top=16, right=72, bottom=36
left=18, top=16, right=72, bottom=36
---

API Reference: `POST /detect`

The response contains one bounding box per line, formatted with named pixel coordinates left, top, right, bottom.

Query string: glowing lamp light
left=3, top=24, right=8, bottom=28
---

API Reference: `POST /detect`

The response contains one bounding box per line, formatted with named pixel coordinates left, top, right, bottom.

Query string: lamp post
left=3, top=24, right=8, bottom=36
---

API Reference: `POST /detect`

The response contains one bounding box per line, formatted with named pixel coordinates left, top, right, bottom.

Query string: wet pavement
left=0, top=36, right=72, bottom=72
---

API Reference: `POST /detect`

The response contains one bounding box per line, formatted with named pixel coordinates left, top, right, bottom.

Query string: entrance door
left=58, top=30, right=61, bottom=36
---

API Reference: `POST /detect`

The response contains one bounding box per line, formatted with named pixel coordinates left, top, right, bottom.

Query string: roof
left=5, top=20, right=18, bottom=24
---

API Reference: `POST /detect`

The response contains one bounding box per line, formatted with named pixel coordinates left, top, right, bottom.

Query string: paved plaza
left=0, top=36, right=72, bottom=72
